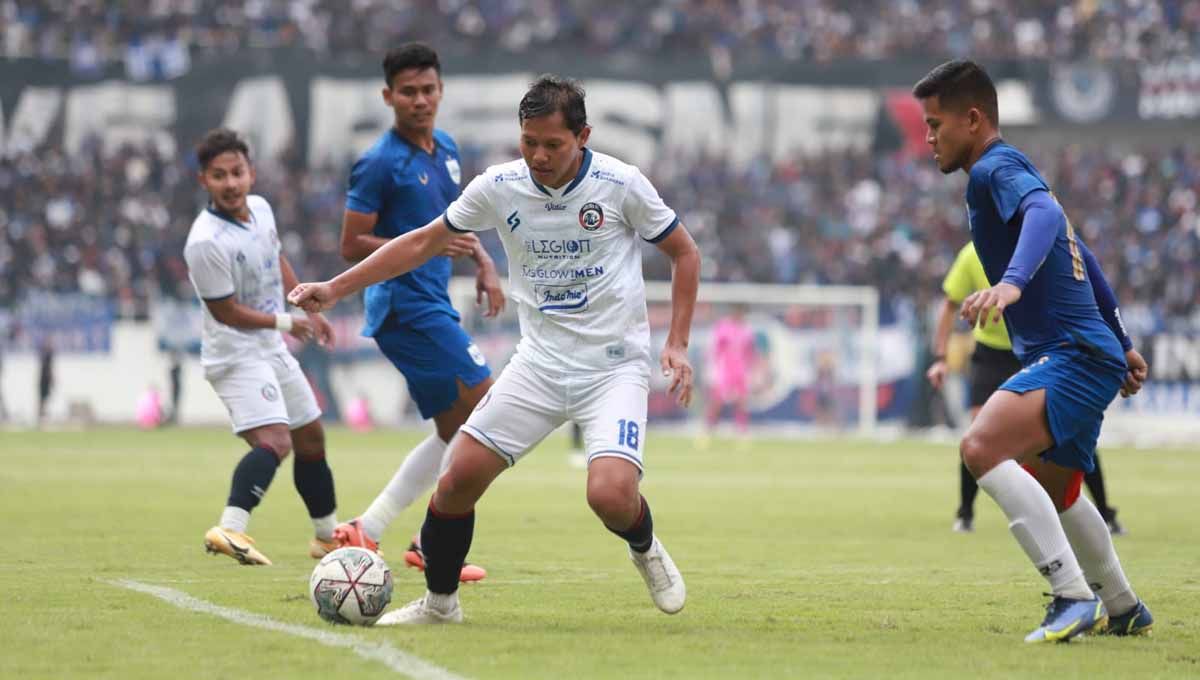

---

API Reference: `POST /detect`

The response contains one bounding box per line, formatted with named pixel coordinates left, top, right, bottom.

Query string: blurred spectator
left=3, top=1, right=1198, bottom=67
left=2, top=133, right=1197, bottom=336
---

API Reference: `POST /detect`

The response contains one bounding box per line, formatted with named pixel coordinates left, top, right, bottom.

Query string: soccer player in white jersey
left=184, top=128, right=340, bottom=566
left=290, top=75, right=700, bottom=623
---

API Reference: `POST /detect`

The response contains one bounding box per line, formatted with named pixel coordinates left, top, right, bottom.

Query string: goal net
left=450, top=277, right=881, bottom=436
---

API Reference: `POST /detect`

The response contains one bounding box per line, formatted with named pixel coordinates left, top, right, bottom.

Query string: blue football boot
left=1102, top=600, right=1154, bottom=636
left=1024, top=595, right=1107, bottom=643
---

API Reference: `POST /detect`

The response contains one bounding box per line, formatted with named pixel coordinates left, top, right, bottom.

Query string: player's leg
left=961, top=389, right=1096, bottom=604
left=341, top=315, right=492, bottom=552
left=1084, top=451, right=1123, bottom=534
left=567, top=421, right=587, bottom=468
left=377, top=355, right=564, bottom=625
left=202, top=360, right=293, bottom=565
left=577, top=371, right=685, bottom=614
left=291, top=419, right=339, bottom=556
left=1025, top=445, right=1152, bottom=635
left=272, top=350, right=339, bottom=557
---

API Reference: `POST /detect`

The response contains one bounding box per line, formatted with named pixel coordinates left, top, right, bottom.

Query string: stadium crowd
left=4, top=0, right=1198, bottom=75
left=1, top=135, right=1197, bottom=335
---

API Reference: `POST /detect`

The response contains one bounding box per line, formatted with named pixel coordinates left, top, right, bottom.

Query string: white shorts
left=460, top=353, right=648, bottom=472
left=204, top=351, right=322, bottom=434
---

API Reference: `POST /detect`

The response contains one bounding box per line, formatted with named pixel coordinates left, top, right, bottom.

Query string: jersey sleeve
left=941, top=244, right=977, bottom=303
left=345, top=152, right=388, bottom=214
left=983, top=163, right=1045, bottom=224
left=184, top=239, right=235, bottom=301
left=623, top=169, right=679, bottom=243
left=443, top=172, right=498, bottom=233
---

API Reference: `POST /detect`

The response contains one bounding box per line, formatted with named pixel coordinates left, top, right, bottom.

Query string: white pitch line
left=111, top=579, right=468, bottom=680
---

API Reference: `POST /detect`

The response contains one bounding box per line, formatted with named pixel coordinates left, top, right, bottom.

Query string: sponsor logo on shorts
left=536, top=283, right=589, bottom=313
left=578, top=202, right=605, bottom=231
left=467, top=343, right=487, bottom=366
left=261, top=384, right=279, bottom=401
left=1020, top=355, right=1052, bottom=373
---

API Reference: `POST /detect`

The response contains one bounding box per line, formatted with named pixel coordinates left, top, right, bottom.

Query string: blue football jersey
left=965, top=141, right=1124, bottom=365
left=346, top=128, right=465, bottom=335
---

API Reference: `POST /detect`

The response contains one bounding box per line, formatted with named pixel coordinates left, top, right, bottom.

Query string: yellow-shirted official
left=942, top=242, right=1010, bottom=351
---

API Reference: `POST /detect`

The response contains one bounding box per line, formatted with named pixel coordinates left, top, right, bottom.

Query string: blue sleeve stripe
left=201, top=292, right=234, bottom=302
left=443, top=210, right=470, bottom=234
left=643, top=216, right=680, bottom=244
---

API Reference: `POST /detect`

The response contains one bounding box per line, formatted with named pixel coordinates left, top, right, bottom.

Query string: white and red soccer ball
left=309, top=547, right=393, bottom=625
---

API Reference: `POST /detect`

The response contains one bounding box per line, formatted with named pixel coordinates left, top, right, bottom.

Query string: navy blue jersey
left=965, top=141, right=1124, bottom=365
left=346, top=128, right=464, bottom=335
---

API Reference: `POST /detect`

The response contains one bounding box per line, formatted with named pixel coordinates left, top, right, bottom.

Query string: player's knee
left=433, top=468, right=480, bottom=511
left=257, top=433, right=292, bottom=460
left=959, top=432, right=993, bottom=477
left=293, top=429, right=325, bottom=460
left=586, top=481, right=638, bottom=523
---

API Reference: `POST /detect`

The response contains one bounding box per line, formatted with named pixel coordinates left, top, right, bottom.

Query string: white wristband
left=274, top=313, right=294, bottom=332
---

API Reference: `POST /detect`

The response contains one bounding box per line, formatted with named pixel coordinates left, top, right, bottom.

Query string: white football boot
left=629, top=535, right=686, bottom=614
left=375, top=594, right=464, bottom=626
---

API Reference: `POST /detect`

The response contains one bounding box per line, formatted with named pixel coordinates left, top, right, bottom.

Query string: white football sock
left=360, top=434, right=447, bottom=541
left=311, top=512, right=338, bottom=542
left=1060, top=495, right=1138, bottom=616
left=425, top=589, right=459, bottom=612
left=219, top=506, right=250, bottom=534
left=977, top=460, right=1093, bottom=600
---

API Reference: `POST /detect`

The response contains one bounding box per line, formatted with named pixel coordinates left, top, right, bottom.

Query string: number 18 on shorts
left=460, top=354, right=649, bottom=472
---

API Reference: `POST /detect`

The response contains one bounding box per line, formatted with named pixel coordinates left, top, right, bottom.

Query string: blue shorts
left=372, top=312, right=491, bottom=420
left=999, top=347, right=1125, bottom=473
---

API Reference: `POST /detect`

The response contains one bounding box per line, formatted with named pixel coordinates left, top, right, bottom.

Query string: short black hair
left=912, top=60, right=999, bottom=127
left=519, top=74, right=588, bottom=135
left=383, top=43, right=441, bottom=88
left=195, top=128, right=250, bottom=169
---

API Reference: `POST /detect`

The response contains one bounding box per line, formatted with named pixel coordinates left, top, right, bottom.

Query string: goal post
left=450, top=277, right=881, bottom=435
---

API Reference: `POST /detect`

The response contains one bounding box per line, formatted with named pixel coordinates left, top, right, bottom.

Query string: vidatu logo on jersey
left=578, top=202, right=605, bottom=231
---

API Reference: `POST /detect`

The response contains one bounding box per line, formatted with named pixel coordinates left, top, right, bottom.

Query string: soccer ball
left=309, top=547, right=393, bottom=625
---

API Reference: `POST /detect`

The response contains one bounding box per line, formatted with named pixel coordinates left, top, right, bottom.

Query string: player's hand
left=1120, top=348, right=1148, bottom=398
left=441, top=233, right=480, bottom=259
left=287, top=281, right=340, bottom=313
left=288, top=316, right=316, bottom=343
left=926, top=358, right=948, bottom=390
left=307, top=311, right=335, bottom=348
left=961, top=283, right=1021, bottom=328
left=660, top=343, right=694, bottom=408
left=475, top=263, right=506, bottom=318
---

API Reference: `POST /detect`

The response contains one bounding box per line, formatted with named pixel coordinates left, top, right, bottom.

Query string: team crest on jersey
left=445, top=158, right=462, bottom=185
left=578, top=202, right=605, bottom=231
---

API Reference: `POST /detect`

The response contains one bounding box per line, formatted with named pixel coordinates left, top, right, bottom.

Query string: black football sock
left=293, top=451, right=336, bottom=519
left=608, top=495, right=654, bottom=553
left=958, top=462, right=978, bottom=520
left=228, top=446, right=281, bottom=511
left=420, top=501, right=475, bottom=595
left=1085, top=452, right=1114, bottom=521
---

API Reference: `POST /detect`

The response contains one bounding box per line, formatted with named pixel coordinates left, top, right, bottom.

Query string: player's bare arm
left=202, top=296, right=317, bottom=343
left=289, top=218, right=456, bottom=313
left=279, top=253, right=334, bottom=347
left=653, top=223, right=700, bottom=408
left=339, top=209, right=392, bottom=262
left=927, top=296, right=958, bottom=389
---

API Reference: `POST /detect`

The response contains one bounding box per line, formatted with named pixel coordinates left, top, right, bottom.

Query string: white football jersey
left=445, top=149, right=678, bottom=374
left=184, top=195, right=288, bottom=367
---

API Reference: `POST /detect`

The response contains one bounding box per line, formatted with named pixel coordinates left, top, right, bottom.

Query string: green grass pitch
left=2, top=427, right=1197, bottom=679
